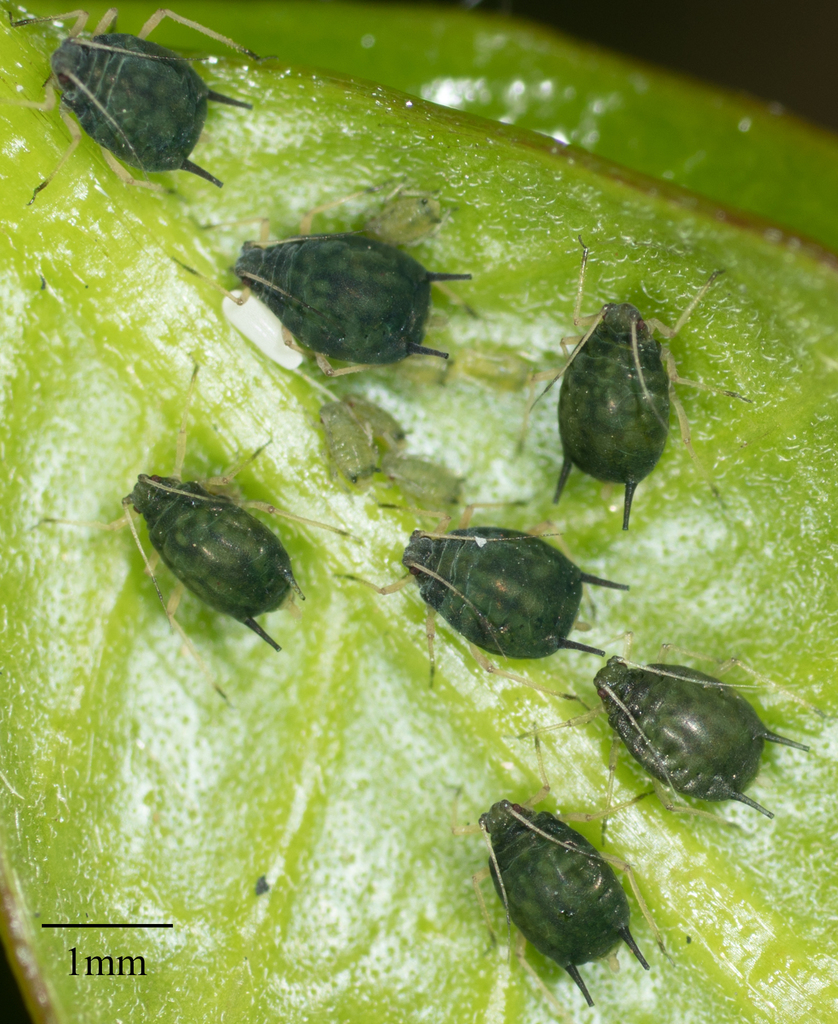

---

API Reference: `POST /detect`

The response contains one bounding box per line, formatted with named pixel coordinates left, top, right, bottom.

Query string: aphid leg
left=201, top=441, right=271, bottom=490
left=467, top=643, right=584, bottom=703
left=10, top=10, right=91, bottom=35
left=281, top=326, right=306, bottom=354
left=99, top=148, right=166, bottom=193
left=166, top=582, right=229, bottom=701
left=1, top=77, right=58, bottom=111
left=666, top=370, right=720, bottom=499
left=202, top=217, right=271, bottom=243
left=314, top=352, right=374, bottom=378
left=240, top=500, right=350, bottom=538
left=338, top=573, right=413, bottom=596
left=598, top=850, right=670, bottom=964
left=27, top=108, right=83, bottom=205
left=173, top=363, right=199, bottom=479
left=523, top=731, right=552, bottom=807
left=652, top=779, right=738, bottom=828
left=92, top=9, right=118, bottom=34
left=513, top=932, right=575, bottom=1021
left=471, top=867, right=500, bottom=948
left=425, top=607, right=437, bottom=686
left=646, top=269, right=724, bottom=340
left=173, top=258, right=251, bottom=304
left=137, top=8, right=262, bottom=61
left=533, top=314, right=605, bottom=410
left=518, top=707, right=604, bottom=738
left=559, top=788, right=653, bottom=826
left=285, top=593, right=303, bottom=621
left=144, top=550, right=161, bottom=577
left=660, top=348, right=751, bottom=404
left=298, top=187, right=382, bottom=235
left=600, top=734, right=621, bottom=843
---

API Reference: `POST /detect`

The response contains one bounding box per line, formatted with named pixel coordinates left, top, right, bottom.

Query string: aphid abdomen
left=320, top=402, right=377, bottom=484
left=53, top=35, right=207, bottom=171
left=559, top=323, right=669, bottom=486
left=236, top=235, right=432, bottom=363
left=486, top=804, right=631, bottom=969
left=597, top=659, right=766, bottom=801
left=410, top=527, right=582, bottom=658
left=135, top=480, right=295, bottom=621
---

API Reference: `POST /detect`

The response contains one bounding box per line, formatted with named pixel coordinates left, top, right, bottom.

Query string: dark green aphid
left=595, top=655, right=810, bottom=819
left=536, top=240, right=749, bottom=529
left=45, top=367, right=346, bottom=659
left=346, top=506, right=628, bottom=692
left=402, top=525, right=626, bottom=660
left=127, top=474, right=297, bottom=651
left=7, top=8, right=258, bottom=202
left=481, top=801, right=650, bottom=1007
left=234, top=233, right=470, bottom=375
left=452, top=747, right=665, bottom=1012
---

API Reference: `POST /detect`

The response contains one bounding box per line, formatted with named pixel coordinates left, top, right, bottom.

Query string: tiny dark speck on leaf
left=255, top=875, right=270, bottom=896
left=686, top=935, right=692, bottom=944
left=39, top=276, right=45, bottom=290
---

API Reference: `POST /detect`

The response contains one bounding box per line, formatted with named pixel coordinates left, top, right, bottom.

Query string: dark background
left=464, top=0, right=838, bottom=132
left=2, top=1, right=834, bottom=1021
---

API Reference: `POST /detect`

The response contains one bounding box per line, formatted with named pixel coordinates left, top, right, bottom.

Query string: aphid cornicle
left=7, top=8, right=259, bottom=201
left=44, top=367, right=347, bottom=659
left=594, top=655, right=810, bottom=819
left=452, top=744, right=665, bottom=1011
left=347, top=505, right=628, bottom=691
left=534, top=239, right=750, bottom=529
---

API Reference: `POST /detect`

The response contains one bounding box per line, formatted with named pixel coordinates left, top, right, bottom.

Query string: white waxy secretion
left=222, top=291, right=304, bottom=370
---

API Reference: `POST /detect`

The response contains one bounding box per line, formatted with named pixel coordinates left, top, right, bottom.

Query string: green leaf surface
left=23, top=0, right=838, bottom=255
left=1, top=5, right=837, bottom=1024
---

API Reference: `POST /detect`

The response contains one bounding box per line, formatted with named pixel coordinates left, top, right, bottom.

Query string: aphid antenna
left=62, top=69, right=151, bottom=184
left=597, top=680, right=677, bottom=790
left=534, top=310, right=604, bottom=407
left=119, top=498, right=168, bottom=616
left=239, top=271, right=344, bottom=332
left=663, top=645, right=826, bottom=720
left=71, top=39, right=210, bottom=62
left=403, top=559, right=510, bottom=661
left=173, top=363, right=200, bottom=478
left=630, top=318, right=669, bottom=436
